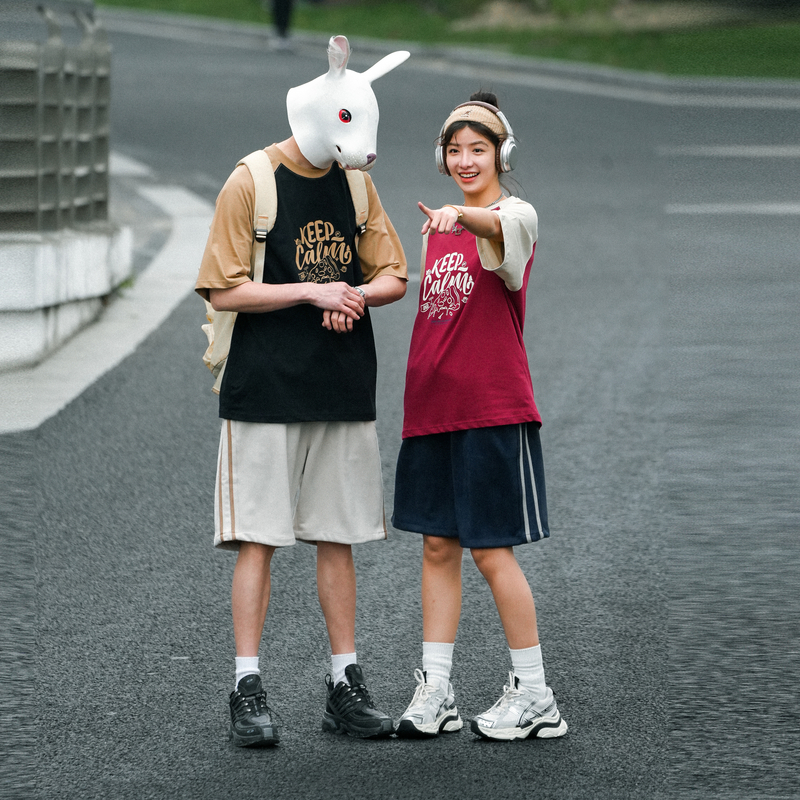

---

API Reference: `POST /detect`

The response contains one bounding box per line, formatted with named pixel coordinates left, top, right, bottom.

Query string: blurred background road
left=1, top=6, right=798, bottom=799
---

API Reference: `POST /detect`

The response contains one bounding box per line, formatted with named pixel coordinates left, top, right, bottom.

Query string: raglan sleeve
left=356, top=174, right=408, bottom=284
left=194, top=166, right=257, bottom=301
left=476, top=198, right=538, bottom=292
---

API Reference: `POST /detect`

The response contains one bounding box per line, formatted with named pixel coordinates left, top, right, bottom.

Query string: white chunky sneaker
left=395, top=668, right=463, bottom=738
left=471, top=672, right=568, bottom=741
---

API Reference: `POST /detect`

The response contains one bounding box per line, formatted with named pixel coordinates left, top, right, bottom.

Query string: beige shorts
left=214, top=419, right=386, bottom=550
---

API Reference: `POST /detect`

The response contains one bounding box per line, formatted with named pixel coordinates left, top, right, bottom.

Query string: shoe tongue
left=344, top=663, right=364, bottom=685
left=238, top=673, right=263, bottom=695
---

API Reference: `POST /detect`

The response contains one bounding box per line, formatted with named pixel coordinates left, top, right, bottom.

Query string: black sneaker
left=321, top=663, right=393, bottom=739
left=229, top=674, right=280, bottom=747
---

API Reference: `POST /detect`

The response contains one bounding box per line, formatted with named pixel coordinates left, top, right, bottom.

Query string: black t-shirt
left=219, top=163, right=377, bottom=423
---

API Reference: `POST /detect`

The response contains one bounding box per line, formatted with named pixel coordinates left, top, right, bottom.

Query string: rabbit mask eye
left=339, top=109, right=352, bottom=123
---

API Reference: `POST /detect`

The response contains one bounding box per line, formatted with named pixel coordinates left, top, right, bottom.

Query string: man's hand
left=320, top=276, right=407, bottom=332
left=311, top=282, right=364, bottom=333
left=322, top=309, right=356, bottom=333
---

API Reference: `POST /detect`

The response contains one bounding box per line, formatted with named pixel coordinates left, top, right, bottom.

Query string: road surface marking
left=665, top=203, right=800, bottom=215
left=659, top=146, right=800, bottom=157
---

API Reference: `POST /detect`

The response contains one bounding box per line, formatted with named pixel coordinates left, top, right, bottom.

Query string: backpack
left=201, top=149, right=370, bottom=394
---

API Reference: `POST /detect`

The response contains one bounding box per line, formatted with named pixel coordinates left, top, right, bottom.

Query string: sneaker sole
left=321, top=710, right=394, bottom=739
left=395, top=712, right=463, bottom=738
left=229, top=724, right=280, bottom=747
left=470, top=715, right=568, bottom=741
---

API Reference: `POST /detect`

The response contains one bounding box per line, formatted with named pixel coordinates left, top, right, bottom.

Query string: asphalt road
left=2, top=9, right=798, bottom=800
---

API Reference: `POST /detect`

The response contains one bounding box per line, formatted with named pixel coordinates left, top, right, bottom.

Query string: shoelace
left=408, top=668, right=439, bottom=708
left=233, top=689, right=270, bottom=720
left=487, top=672, right=525, bottom=712
left=334, top=680, right=375, bottom=713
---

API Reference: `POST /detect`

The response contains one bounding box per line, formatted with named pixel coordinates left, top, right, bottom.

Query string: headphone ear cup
left=436, top=144, right=449, bottom=176
left=493, top=109, right=517, bottom=173
left=497, top=137, right=518, bottom=173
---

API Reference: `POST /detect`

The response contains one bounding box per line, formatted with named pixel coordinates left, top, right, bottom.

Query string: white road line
left=665, top=203, right=800, bottom=215
left=1, top=184, right=214, bottom=434
left=109, top=152, right=154, bottom=177
left=658, top=146, right=800, bottom=157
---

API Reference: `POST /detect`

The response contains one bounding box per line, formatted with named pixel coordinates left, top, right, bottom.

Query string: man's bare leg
left=229, top=541, right=279, bottom=747
left=316, top=540, right=393, bottom=737
left=316, top=541, right=356, bottom=655
left=232, top=541, right=276, bottom=656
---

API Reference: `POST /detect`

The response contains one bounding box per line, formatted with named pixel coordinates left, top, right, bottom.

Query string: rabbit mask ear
left=326, top=34, right=350, bottom=74
left=362, top=50, right=411, bottom=84
left=286, top=36, right=409, bottom=171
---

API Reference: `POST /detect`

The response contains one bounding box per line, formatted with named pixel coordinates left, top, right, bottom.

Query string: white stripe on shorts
left=518, top=424, right=544, bottom=544
left=218, top=419, right=236, bottom=544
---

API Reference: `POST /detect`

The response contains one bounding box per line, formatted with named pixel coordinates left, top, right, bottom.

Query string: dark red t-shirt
left=402, top=220, right=540, bottom=438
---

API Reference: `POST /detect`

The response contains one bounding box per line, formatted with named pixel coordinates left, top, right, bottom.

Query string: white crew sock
left=422, top=641, right=455, bottom=688
left=331, top=652, right=357, bottom=685
left=509, top=644, right=546, bottom=700
left=234, top=656, right=260, bottom=690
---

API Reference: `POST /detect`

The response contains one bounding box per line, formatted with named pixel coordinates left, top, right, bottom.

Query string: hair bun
left=469, top=90, right=500, bottom=109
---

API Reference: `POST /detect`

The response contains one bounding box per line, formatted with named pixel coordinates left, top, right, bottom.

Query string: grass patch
left=97, top=0, right=800, bottom=79
left=469, top=22, right=800, bottom=78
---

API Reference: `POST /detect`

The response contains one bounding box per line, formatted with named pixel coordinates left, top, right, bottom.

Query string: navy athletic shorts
left=391, top=422, right=549, bottom=548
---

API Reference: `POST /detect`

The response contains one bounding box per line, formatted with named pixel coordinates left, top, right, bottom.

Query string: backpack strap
left=205, top=149, right=278, bottom=394
left=237, top=149, right=278, bottom=282
left=344, top=168, right=369, bottom=240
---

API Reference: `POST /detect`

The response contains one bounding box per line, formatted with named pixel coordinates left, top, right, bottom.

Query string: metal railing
left=0, top=1, right=109, bottom=232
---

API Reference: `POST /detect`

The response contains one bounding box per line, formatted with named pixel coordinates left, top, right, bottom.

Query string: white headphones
left=435, top=101, right=518, bottom=176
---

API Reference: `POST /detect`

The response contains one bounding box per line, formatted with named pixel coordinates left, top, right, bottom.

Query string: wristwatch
left=355, top=286, right=366, bottom=300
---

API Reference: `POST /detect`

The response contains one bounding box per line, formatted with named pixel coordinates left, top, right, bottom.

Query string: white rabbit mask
left=287, top=35, right=409, bottom=171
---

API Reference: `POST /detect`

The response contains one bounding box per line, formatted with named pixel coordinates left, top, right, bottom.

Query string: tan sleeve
left=357, top=174, right=408, bottom=284
left=476, top=197, right=538, bottom=292
left=195, top=165, right=257, bottom=301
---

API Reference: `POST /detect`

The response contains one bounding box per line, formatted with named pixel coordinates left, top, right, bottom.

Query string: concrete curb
left=0, top=225, right=134, bottom=371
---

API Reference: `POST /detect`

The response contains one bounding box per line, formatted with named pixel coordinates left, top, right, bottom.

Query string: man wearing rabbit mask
left=195, top=36, right=408, bottom=746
